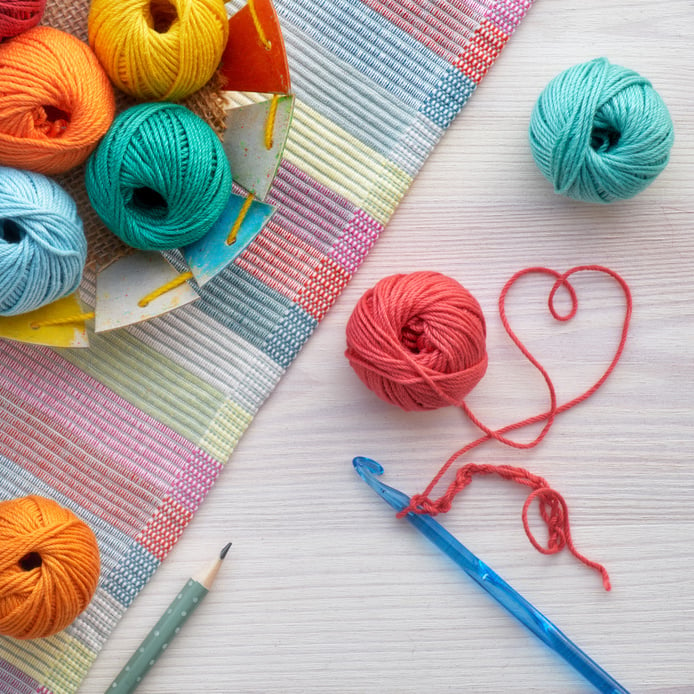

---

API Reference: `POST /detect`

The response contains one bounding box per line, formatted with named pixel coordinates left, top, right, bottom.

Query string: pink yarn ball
left=345, top=271, right=488, bottom=411
left=0, top=0, right=46, bottom=40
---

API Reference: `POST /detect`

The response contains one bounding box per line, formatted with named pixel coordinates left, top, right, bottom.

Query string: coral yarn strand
left=416, top=265, right=632, bottom=498
left=408, top=463, right=611, bottom=590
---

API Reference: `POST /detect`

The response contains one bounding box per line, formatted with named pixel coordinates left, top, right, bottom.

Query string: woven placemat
left=1, top=1, right=534, bottom=692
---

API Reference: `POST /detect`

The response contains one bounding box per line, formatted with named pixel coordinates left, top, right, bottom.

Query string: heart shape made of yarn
left=464, top=264, right=633, bottom=451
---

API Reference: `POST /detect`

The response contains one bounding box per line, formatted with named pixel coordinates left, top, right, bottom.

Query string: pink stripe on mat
left=1, top=342, right=198, bottom=479
left=328, top=209, right=383, bottom=274
left=0, top=411, right=158, bottom=538
left=238, top=221, right=328, bottom=301
left=237, top=161, right=384, bottom=297
left=0, top=657, right=39, bottom=693
left=139, top=453, right=222, bottom=560
left=360, top=0, right=483, bottom=62
left=0, top=343, right=208, bottom=536
left=169, top=451, right=224, bottom=514
left=486, top=0, right=532, bottom=34
left=1, top=390, right=174, bottom=499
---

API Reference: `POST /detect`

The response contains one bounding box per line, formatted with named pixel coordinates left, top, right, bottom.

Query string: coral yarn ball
left=529, top=57, right=674, bottom=203
left=88, top=0, right=229, bottom=101
left=0, top=0, right=46, bottom=40
left=345, top=272, right=488, bottom=411
left=0, top=26, right=116, bottom=175
left=0, top=495, right=100, bottom=640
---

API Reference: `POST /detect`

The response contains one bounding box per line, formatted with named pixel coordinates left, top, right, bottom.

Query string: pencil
left=105, top=542, right=232, bottom=694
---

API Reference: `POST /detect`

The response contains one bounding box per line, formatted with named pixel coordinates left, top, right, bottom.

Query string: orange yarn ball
left=0, top=26, right=116, bottom=175
left=0, top=495, right=101, bottom=640
left=345, top=271, right=488, bottom=411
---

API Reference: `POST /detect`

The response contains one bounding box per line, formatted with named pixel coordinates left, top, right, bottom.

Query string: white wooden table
left=83, top=1, right=694, bottom=692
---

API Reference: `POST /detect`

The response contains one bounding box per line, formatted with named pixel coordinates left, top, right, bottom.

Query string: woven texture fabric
left=0, top=0, right=533, bottom=691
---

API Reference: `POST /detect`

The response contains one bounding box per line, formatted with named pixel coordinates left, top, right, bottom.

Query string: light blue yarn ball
left=529, top=58, right=674, bottom=203
left=0, top=166, right=87, bottom=316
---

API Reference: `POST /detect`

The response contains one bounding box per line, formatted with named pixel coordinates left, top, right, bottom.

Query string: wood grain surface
left=83, top=1, right=694, bottom=692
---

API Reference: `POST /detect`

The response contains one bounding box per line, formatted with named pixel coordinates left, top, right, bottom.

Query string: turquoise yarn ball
left=85, top=103, right=232, bottom=251
left=0, top=167, right=86, bottom=316
left=529, top=58, right=674, bottom=203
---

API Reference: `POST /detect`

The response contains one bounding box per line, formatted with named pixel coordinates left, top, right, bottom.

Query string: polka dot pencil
left=106, top=543, right=232, bottom=694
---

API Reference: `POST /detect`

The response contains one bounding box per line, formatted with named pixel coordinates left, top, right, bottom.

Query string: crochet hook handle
left=353, top=456, right=629, bottom=694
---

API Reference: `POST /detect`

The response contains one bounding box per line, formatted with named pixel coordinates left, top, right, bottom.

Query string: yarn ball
left=0, top=0, right=46, bottom=40
left=85, top=102, right=232, bottom=251
left=0, top=495, right=100, bottom=640
left=345, top=271, right=488, bottom=411
left=529, top=57, right=674, bottom=203
left=0, top=166, right=87, bottom=316
left=88, top=0, right=229, bottom=101
left=0, top=26, right=116, bottom=176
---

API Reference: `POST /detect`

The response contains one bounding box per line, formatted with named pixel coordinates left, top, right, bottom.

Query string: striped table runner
left=0, top=0, right=534, bottom=691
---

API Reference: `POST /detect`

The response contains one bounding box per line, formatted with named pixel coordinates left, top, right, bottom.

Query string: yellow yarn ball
left=0, top=495, right=101, bottom=640
left=88, top=0, right=229, bottom=101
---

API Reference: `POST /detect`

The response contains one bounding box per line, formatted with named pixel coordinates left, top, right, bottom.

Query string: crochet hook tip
left=352, top=456, right=384, bottom=477
left=353, top=457, right=409, bottom=512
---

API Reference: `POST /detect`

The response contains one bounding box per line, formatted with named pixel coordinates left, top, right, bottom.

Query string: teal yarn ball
left=0, top=166, right=86, bottom=316
left=85, top=103, right=232, bottom=250
left=529, top=58, right=674, bottom=203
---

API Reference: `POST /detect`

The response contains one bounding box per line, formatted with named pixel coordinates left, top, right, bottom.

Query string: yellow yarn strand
left=227, top=194, right=255, bottom=245
left=264, top=95, right=280, bottom=150
left=30, top=312, right=96, bottom=330
left=138, top=271, right=194, bottom=307
left=247, top=0, right=272, bottom=50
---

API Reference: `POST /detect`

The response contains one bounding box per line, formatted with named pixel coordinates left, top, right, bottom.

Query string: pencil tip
left=220, top=542, right=232, bottom=560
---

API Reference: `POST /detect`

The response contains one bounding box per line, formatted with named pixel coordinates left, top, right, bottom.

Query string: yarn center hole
left=590, top=126, right=620, bottom=153
left=401, top=317, right=432, bottom=354
left=18, top=552, right=42, bottom=571
left=149, top=0, right=178, bottom=33
left=1, top=219, right=24, bottom=244
left=130, top=187, right=169, bottom=219
left=39, top=105, right=71, bottom=137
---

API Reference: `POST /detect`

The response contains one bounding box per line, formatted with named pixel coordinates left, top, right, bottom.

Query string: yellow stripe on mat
left=284, top=99, right=413, bottom=224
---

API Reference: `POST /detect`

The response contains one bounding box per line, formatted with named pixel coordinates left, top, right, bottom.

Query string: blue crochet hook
left=353, top=456, right=629, bottom=694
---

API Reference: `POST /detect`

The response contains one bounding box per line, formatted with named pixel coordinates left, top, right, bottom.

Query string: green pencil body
left=106, top=544, right=230, bottom=694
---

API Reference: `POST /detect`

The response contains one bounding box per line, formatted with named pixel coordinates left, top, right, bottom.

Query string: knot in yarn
left=345, top=271, right=488, bottom=411
left=0, top=166, right=87, bottom=316
left=0, top=26, right=116, bottom=175
left=85, top=102, right=232, bottom=251
left=0, top=0, right=46, bottom=40
left=88, top=0, right=229, bottom=101
left=0, top=495, right=100, bottom=640
left=529, top=57, right=674, bottom=203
